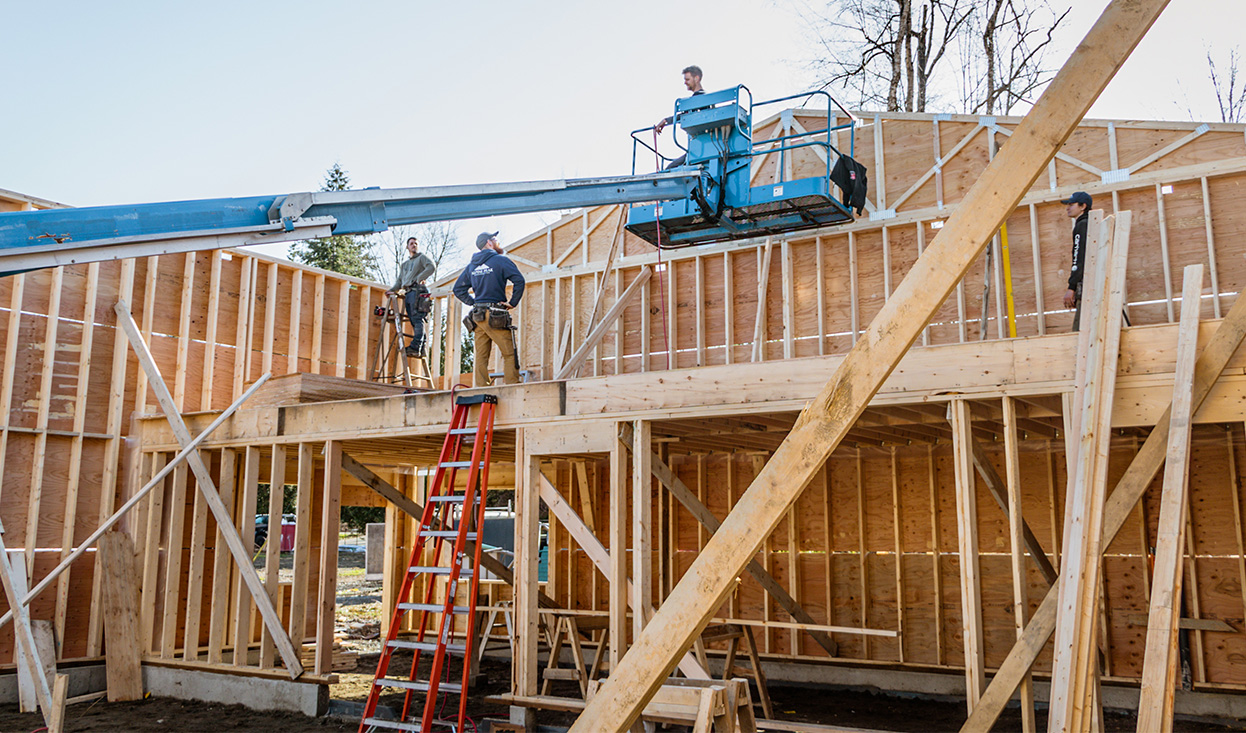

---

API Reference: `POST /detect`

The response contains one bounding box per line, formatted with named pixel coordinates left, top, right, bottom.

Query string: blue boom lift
left=0, top=87, right=862, bottom=274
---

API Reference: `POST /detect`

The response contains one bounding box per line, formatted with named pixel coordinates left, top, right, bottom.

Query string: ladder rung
left=420, top=531, right=477, bottom=539
left=448, top=428, right=477, bottom=435
left=362, top=717, right=423, bottom=732
left=409, top=565, right=473, bottom=576
left=428, top=495, right=465, bottom=503
left=398, top=602, right=474, bottom=614
left=439, top=461, right=485, bottom=469
left=375, top=678, right=463, bottom=693
left=387, top=639, right=468, bottom=654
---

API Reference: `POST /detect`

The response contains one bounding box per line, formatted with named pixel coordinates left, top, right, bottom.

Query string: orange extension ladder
left=360, top=393, right=498, bottom=732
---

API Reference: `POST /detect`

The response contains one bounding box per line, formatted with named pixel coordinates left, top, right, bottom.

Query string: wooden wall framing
left=425, top=112, right=1246, bottom=384
left=0, top=231, right=386, bottom=670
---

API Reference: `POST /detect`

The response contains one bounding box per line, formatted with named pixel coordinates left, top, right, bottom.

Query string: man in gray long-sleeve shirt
left=386, top=237, right=436, bottom=356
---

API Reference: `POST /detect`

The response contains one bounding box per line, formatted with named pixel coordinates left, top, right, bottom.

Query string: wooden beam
left=571, top=2, right=1169, bottom=727
left=113, top=301, right=304, bottom=678
left=1049, top=212, right=1132, bottom=732
left=617, top=424, right=838, bottom=657
left=1136, top=265, right=1203, bottom=732
left=260, top=444, right=286, bottom=669
left=968, top=437, right=1058, bottom=584
left=950, top=400, right=985, bottom=710
left=515, top=431, right=539, bottom=697
left=315, top=441, right=342, bottom=675
left=554, top=267, right=652, bottom=380
left=99, top=530, right=143, bottom=702
left=1002, top=397, right=1036, bottom=733
left=751, top=238, right=774, bottom=362
left=632, top=420, right=652, bottom=639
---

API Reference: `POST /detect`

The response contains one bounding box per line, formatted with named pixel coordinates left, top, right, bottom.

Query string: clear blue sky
left=1, top=0, right=1240, bottom=270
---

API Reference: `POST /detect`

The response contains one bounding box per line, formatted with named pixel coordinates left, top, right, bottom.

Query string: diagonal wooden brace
left=618, top=423, right=839, bottom=657
left=0, top=520, right=55, bottom=725
left=114, top=300, right=305, bottom=679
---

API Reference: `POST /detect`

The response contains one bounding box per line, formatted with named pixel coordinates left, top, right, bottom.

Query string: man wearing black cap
left=453, top=232, right=526, bottom=386
left=1060, top=191, right=1092, bottom=331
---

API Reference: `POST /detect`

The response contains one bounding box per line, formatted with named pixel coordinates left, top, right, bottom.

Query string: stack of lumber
left=245, top=372, right=408, bottom=407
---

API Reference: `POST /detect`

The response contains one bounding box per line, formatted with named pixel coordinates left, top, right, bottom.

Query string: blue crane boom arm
left=0, top=170, right=703, bottom=275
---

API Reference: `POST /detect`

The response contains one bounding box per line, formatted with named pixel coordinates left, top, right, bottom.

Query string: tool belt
left=405, top=285, right=433, bottom=316
left=464, top=303, right=512, bottom=332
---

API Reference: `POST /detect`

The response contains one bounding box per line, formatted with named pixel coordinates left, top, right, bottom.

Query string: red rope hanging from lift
left=652, top=128, right=673, bottom=370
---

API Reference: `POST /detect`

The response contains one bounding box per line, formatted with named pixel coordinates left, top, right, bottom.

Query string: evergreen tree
left=288, top=163, right=377, bottom=278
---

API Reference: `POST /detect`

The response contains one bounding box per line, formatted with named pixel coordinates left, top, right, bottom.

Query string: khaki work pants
left=473, top=318, right=520, bottom=387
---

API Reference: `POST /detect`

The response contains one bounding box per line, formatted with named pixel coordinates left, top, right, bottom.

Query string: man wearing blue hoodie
left=453, top=231, right=526, bottom=386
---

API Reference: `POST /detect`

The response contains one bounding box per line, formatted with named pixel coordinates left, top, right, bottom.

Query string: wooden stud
left=160, top=463, right=188, bottom=658
left=781, top=239, right=795, bottom=359
left=914, top=225, right=930, bottom=346
left=515, top=430, right=540, bottom=695
left=203, top=251, right=222, bottom=410
left=950, top=400, right=985, bottom=710
left=140, top=453, right=168, bottom=655
left=632, top=420, right=652, bottom=639
left=288, top=269, right=302, bottom=374
left=855, top=450, right=868, bottom=659
left=241, top=257, right=259, bottom=386
left=815, top=236, right=827, bottom=355
left=1155, top=183, right=1176, bottom=323
left=889, top=447, right=904, bottom=663
left=1200, top=177, right=1222, bottom=318
left=182, top=463, right=210, bottom=662
left=336, top=282, right=350, bottom=378
left=260, top=444, right=286, bottom=669
left=356, top=284, right=372, bottom=380
left=136, top=258, right=158, bottom=414
left=310, top=274, right=325, bottom=374
left=1028, top=204, right=1046, bottom=335
left=723, top=253, right=734, bottom=365
left=0, top=272, right=25, bottom=502
left=848, top=232, right=859, bottom=343
left=695, top=255, right=706, bottom=365
left=174, top=253, right=195, bottom=410
left=207, top=450, right=236, bottom=664
left=289, top=443, right=314, bottom=657
left=610, top=426, right=628, bottom=669
left=99, top=530, right=143, bottom=701
left=26, top=266, right=63, bottom=577
left=752, top=238, right=773, bottom=362
left=232, top=446, right=260, bottom=666
left=1137, top=265, right=1203, bottom=731
left=1002, top=397, right=1036, bottom=733
left=315, top=441, right=342, bottom=675
left=928, top=445, right=945, bottom=665
left=264, top=262, right=278, bottom=374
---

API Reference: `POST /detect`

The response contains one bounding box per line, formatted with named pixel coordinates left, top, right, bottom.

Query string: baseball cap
left=1060, top=191, right=1092, bottom=207
left=476, top=231, right=499, bottom=249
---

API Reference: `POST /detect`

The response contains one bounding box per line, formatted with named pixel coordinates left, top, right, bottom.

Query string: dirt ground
left=5, top=534, right=1246, bottom=731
